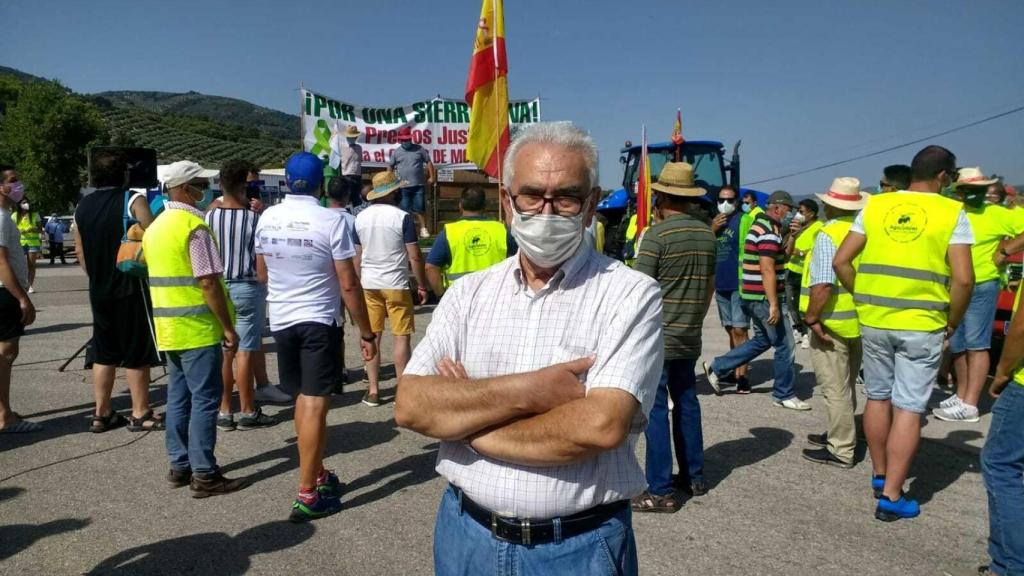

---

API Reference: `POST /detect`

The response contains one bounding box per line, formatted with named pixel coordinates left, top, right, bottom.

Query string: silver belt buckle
left=490, top=514, right=531, bottom=545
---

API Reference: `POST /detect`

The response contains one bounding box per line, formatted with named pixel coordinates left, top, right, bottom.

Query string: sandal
left=90, top=411, right=128, bottom=433
left=127, top=410, right=166, bottom=432
left=630, top=490, right=680, bottom=513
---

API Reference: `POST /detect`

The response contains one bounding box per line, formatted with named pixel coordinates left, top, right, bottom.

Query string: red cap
left=396, top=126, right=413, bottom=141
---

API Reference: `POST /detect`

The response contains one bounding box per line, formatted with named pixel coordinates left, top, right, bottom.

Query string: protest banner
left=300, top=87, right=540, bottom=170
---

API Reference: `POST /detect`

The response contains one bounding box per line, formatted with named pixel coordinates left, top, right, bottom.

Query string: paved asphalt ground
left=0, top=264, right=993, bottom=575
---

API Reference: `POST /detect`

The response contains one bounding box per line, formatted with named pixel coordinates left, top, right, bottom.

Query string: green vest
left=854, top=192, right=961, bottom=332
left=443, top=219, right=507, bottom=287
left=15, top=212, right=41, bottom=247
left=142, top=208, right=232, bottom=351
left=737, top=205, right=763, bottom=283
left=799, top=217, right=859, bottom=338
left=786, top=219, right=823, bottom=274
left=1013, top=281, right=1024, bottom=388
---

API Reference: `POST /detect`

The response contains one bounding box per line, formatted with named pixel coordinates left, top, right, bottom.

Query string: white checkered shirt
left=405, top=244, right=664, bottom=519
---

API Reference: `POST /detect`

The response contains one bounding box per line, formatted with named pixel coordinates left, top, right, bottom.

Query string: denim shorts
left=399, top=185, right=426, bottom=214
left=949, top=279, right=999, bottom=354
left=715, top=290, right=749, bottom=328
left=861, top=325, right=944, bottom=413
left=227, top=281, right=267, bottom=352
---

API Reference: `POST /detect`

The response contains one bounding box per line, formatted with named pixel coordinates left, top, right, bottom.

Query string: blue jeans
left=165, top=345, right=223, bottom=475
left=644, top=358, right=704, bottom=495
left=399, top=185, right=426, bottom=214
left=433, top=485, right=638, bottom=576
left=710, top=298, right=796, bottom=401
left=983, top=383, right=1024, bottom=576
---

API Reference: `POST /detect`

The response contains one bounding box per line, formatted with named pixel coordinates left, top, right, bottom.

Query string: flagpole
left=299, top=82, right=306, bottom=151
left=492, top=0, right=504, bottom=221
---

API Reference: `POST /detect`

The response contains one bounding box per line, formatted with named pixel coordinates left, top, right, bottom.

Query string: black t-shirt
left=75, top=187, right=140, bottom=302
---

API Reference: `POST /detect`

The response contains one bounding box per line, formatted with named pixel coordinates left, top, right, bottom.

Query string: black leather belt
left=452, top=484, right=627, bottom=546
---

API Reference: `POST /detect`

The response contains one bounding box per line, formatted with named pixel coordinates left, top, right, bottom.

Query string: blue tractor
left=598, top=139, right=766, bottom=260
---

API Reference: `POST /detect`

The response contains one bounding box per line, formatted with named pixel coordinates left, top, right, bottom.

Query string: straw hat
left=343, top=125, right=360, bottom=138
left=650, top=162, right=705, bottom=197
left=954, top=167, right=998, bottom=188
left=816, top=177, right=870, bottom=210
left=367, top=170, right=408, bottom=201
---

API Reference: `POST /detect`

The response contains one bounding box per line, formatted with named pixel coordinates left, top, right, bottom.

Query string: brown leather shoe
left=189, top=472, right=250, bottom=498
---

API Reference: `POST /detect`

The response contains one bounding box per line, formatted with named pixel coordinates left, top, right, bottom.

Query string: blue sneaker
left=871, top=475, right=885, bottom=499
left=317, top=470, right=342, bottom=498
left=875, top=494, right=920, bottom=522
left=289, top=492, right=342, bottom=523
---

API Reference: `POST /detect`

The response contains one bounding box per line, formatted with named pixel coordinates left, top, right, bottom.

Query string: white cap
left=162, top=160, right=206, bottom=189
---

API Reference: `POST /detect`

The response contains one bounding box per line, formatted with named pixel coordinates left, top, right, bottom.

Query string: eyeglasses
left=512, top=193, right=585, bottom=216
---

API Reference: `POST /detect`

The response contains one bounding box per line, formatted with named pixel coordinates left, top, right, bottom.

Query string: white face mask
left=20, top=202, right=29, bottom=211
left=793, top=212, right=806, bottom=224
left=510, top=202, right=587, bottom=269
left=718, top=200, right=736, bottom=216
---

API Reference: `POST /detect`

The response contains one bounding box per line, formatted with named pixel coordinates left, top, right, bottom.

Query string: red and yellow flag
left=636, top=126, right=652, bottom=232
left=465, top=0, right=509, bottom=179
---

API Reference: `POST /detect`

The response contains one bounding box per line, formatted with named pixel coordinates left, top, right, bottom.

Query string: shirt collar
left=284, top=194, right=321, bottom=205
left=511, top=240, right=592, bottom=294
left=164, top=201, right=205, bottom=219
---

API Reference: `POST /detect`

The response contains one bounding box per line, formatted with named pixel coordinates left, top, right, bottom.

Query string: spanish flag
left=636, top=126, right=652, bottom=232
left=465, top=0, right=508, bottom=179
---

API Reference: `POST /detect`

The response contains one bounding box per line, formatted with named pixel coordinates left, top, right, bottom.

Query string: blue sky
left=3, top=0, right=1023, bottom=192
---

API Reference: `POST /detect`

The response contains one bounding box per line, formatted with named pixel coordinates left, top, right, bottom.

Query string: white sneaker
left=253, top=384, right=294, bottom=404
left=702, top=361, right=722, bottom=395
left=938, top=394, right=963, bottom=410
left=775, top=397, right=812, bottom=411
left=27, top=286, right=35, bottom=294
left=793, top=329, right=801, bottom=341
left=419, top=227, right=430, bottom=239
left=932, top=403, right=980, bottom=423
left=800, top=333, right=810, bottom=349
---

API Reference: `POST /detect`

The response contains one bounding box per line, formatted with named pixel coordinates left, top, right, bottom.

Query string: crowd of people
left=0, top=121, right=1023, bottom=575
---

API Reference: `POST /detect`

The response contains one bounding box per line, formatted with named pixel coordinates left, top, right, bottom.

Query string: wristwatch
left=361, top=334, right=376, bottom=343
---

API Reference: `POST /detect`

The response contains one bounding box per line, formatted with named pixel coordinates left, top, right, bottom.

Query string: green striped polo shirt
left=635, top=212, right=717, bottom=360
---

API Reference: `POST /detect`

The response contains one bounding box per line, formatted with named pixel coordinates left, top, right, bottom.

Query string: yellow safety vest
left=786, top=220, right=823, bottom=275
left=142, top=208, right=233, bottom=352
left=595, top=220, right=605, bottom=254
left=854, top=191, right=962, bottom=332
left=737, top=205, right=764, bottom=283
left=625, top=213, right=639, bottom=267
left=443, top=219, right=507, bottom=288
left=965, top=205, right=1024, bottom=284
left=14, top=212, right=41, bottom=247
left=1012, top=281, right=1024, bottom=388
left=799, top=217, right=859, bottom=338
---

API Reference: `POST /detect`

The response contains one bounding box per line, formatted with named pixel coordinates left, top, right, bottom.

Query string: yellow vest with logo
left=786, top=219, right=823, bottom=275
left=799, top=217, right=859, bottom=338
left=14, top=212, right=41, bottom=247
left=443, top=219, right=507, bottom=287
left=737, top=205, right=764, bottom=283
left=854, top=192, right=962, bottom=332
left=142, top=208, right=232, bottom=351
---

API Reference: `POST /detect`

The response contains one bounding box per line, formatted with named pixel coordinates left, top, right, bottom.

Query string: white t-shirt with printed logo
left=255, top=194, right=355, bottom=331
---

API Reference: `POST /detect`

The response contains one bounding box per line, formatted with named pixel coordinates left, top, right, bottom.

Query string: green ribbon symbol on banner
left=310, top=119, right=333, bottom=157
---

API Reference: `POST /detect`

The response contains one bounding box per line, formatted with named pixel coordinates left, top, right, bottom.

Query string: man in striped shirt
left=704, top=190, right=808, bottom=410
left=633, top=162, right=716, bottom=511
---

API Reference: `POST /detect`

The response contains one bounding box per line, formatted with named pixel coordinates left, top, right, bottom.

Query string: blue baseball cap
left=285, top=152, right=324, bottom=194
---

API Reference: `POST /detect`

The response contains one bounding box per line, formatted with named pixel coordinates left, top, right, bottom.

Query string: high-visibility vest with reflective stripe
left=443, top=219, right=507, bottom=288
left=142, top=208, right=232, bottom=351
left=14, top=212, right=41, bottom=247
left=854, top=192, right=962, bottom=331
left=799, top=217, right=859, bottom=338
left=786, top=219, right=823, bottom=275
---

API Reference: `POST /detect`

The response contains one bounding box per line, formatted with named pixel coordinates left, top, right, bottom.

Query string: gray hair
left=502, top=122, right=599, bottom=190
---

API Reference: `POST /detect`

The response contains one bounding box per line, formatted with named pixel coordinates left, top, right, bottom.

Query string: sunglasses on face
left=718, top=197, right=737, bottom=204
